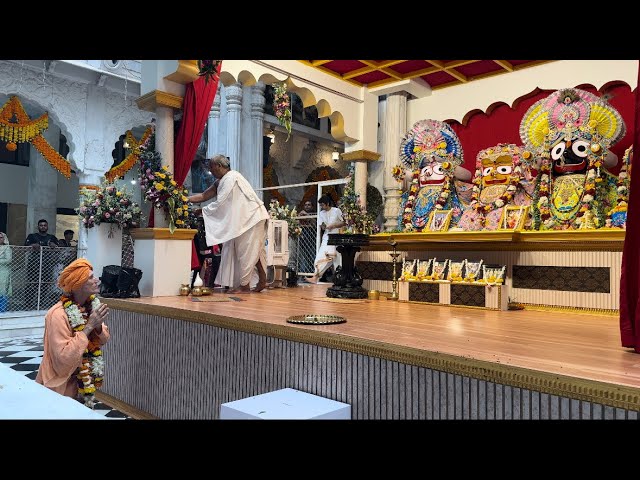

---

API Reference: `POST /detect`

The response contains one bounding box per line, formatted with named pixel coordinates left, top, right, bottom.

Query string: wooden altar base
left=104, top=284, right=640, bottom=418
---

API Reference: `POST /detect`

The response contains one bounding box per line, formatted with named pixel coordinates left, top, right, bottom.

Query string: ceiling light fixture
left=332, top=147, right=340, bottom=162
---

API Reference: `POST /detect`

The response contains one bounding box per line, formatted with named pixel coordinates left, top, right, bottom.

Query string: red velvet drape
left=148, top=64, right=221, bottom=271
left=620, top=61, right=640, bottom=352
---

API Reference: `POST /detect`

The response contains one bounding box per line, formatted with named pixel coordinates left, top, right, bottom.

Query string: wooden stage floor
left=115, top=283, right=640, bottom=395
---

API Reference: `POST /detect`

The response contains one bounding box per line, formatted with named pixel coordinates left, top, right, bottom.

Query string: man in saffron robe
left=36, top=258, right=110, bottom=401
left=189, top=155, right=269, bottom=293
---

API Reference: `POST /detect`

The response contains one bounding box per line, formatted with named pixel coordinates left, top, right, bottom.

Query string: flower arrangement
left=268, top=199, right=302, bottom=237
left=606, top=145, right=631, bottom=228
left=391, top=165, right=405, bottom=183
left=338, top=173, right=379, bottom=235
left=197, top=60, right=222, bottom=85
left=272, top=82, right=292, bottom=141
left=61, top=293, right=104, bottom=408
left=139, top=143, right=191, bottom=233
left=77, top=180, right=143, bottom=230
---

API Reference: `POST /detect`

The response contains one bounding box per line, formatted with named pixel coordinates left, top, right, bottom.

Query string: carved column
left=341, top=150, right=381, bottom=209
left=247, top=82, right=266, bottom=195
left=383, top=92, right=408, bottom=231
left=206, top=83, right=222, bottom=159
left=225, top=82, right=243, bottom=172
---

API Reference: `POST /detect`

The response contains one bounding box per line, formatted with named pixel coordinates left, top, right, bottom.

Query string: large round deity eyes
left=482, top=167, right=493, bottom=176
left=433, top=164, right=444, bottom=175
left=571, top=140, right=590, bottom=158
left=496, top=165, right=512, bottom=175
left=551, top=142, right=566, bottom=160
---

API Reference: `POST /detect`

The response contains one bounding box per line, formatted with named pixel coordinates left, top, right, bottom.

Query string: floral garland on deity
left=470, top=145, right=524, bottom=220
left=400, top=155, right=456, bottom=233
left=533, top=130, right=607, bottom=230
left=606, top=146, right=631, bottom=227
left=61, top=293, right=104, bottom=408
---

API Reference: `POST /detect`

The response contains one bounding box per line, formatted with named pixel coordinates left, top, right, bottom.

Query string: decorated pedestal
left=130, top=228, right=197, bottom=297
left=85, top=223, right=123, bottom=280
left=326, top=233, right=369, bottom=299
left=398, top=280, right=508, bottom=310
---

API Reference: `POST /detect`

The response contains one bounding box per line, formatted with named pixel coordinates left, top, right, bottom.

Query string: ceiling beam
left=403, top=66, right=441, bottom=80
left=425, top=60, right=444, bottom=69
left=311, top=60, right=333, bottom=66
left=372, top=60, right=406, bottom=68
left=343, top=65, right=377, bottom=80
left=444, top=68, right=468, bottom=83
left=443, top=60, right=478, bottom=69
left=493, top=60, right=513, bottom=72
left=432, top=79, right=464, bottom=90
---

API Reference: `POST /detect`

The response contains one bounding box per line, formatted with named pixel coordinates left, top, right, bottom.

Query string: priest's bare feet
left=229, top=285, right=251, bottom=294
left=302, top=275, right=318, bottom=284
left=252, top=282, right=267, bottom=293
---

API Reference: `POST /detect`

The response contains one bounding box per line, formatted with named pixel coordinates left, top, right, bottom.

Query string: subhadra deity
left=395, top=120, right=472, bottom=232
left=456, top=143, right=535, bottom=231
left=519, top=88, right=625, bottom=230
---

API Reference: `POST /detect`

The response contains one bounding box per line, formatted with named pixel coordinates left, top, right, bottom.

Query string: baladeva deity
left=395, top=120, right=472, bottom=231
left=519, top=87, right=625, bottom=230
left=456, top=143, right=535, bottom=231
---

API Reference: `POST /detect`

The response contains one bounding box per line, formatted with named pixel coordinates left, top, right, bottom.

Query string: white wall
left=57, top=173, right=80, bottom=209
left=407, top=60, right=639, bottom=126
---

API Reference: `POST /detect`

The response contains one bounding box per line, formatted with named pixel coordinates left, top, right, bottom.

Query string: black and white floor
left=0, top=334, right=129, bottom=419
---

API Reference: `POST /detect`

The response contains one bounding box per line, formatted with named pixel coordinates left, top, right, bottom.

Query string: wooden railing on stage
left=358, top=229, right=625, bottom=313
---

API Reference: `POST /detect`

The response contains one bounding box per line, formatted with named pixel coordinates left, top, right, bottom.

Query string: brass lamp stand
left=389, top=240, right=400, bottom=301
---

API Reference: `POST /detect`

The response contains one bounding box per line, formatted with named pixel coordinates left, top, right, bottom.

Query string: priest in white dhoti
left=189, top=155, right=269, bottom=293
left=304, top=195, right=345, bottom=284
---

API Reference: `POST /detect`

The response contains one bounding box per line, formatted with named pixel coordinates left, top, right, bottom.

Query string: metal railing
left=256, top=178, right=347, bottom=276
left=0, top=246, right=78, bottom=313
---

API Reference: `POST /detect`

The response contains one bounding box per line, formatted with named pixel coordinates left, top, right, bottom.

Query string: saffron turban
left=58, top=258, right=94, bottom=293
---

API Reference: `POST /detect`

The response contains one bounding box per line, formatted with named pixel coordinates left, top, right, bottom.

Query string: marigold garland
left=0, top=96, right=71, bottom=178
left=272, top=82, right=292, bottom=141
left=105, top=126, right=153, bottom=182
left=61, top=293, right=104, bottom=409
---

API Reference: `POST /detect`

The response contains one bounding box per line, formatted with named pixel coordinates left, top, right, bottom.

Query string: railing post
left=36, top=247, right=43, bottom=311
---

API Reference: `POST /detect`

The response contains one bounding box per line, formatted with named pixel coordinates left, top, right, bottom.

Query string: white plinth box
left=399, top=280, right=508, bottom=310
left=85, top=223, right=123, bottom=279
left=130, top=228, right=197, bottom=297
left=220, top=388, right=351, bottom=420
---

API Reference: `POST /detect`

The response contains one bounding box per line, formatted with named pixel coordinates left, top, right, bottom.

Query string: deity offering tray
left=287, top=314, right=347, bottom=325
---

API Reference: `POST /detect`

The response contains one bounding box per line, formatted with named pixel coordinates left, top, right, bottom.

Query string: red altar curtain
left=620, top=61, right=640, bottom=353
left=148, top=63, right=221, bottom=271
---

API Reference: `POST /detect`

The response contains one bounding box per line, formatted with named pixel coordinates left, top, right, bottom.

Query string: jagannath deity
left=520, top=88, right=625, bottom=230
left=456, top=143, right=535, bottom=231
left=395, top=120, right=472, bottom=231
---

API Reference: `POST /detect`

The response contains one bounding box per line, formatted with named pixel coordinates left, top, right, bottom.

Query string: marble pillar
left=382, top=92, right=408, bottom=232
left=206, top=83, right=222, bottom=159
left=341, top=150, right=381, bottom=210
left=225, top=82, right=243, bottom=172
left=247, top=82, right=266, bottom=195
left=27, top=123, right=61, bottom=235
left=155, top=106, right=174, bottom=171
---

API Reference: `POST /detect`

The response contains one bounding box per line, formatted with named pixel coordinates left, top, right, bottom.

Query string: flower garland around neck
left=61, top=293, right=104, bottom=408
left=401, top=159, right=454, bottom=233
left=470, top=148, right=523, bottom=220
left=535, top=132, right=605, bottom=230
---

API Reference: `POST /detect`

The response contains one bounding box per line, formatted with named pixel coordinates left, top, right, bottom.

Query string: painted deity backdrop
left=447, top=82, right=635, bottom=177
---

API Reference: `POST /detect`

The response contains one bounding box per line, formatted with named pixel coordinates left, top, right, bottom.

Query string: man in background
left=24, top=219, right=59, bottom=310
left=58, top=230, right=76, bottom=247
left=188, top=155, right=269, bottom=294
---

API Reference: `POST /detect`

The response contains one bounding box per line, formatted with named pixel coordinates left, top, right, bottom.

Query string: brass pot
left=201, top=287, right=212, bottom=296
left=179, top=284, right=191, bottom=296
left=368, top=289, right=380, bottom=300
left=191, top=286, right=203, bottom=297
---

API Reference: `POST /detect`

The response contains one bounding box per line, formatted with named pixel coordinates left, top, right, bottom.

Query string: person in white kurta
left=188, top=155, right=269, bottom=293
left=304, top=195, right=345, bottom=284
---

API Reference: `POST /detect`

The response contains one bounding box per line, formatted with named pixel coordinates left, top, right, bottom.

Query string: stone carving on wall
left=0, top=60, right=87, bottom=172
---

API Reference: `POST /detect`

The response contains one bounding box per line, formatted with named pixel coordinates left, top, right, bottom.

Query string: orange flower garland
left=106, top=126, right=153, bottom=182
left=0, top=96, right=71, bottom=178
left=61, top=293, right=104, bottom=408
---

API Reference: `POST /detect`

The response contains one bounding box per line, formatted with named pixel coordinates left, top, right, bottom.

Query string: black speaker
left=100, top=265, right=142, bottom=298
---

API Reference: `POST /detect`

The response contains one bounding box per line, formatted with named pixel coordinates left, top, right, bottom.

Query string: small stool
left=271, top=265, right=288, bottom=288
left=220, top=388, right=351, bottom=420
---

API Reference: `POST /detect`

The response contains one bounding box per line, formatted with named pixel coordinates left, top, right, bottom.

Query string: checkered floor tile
left=0, top=334, right=130, bottom=419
